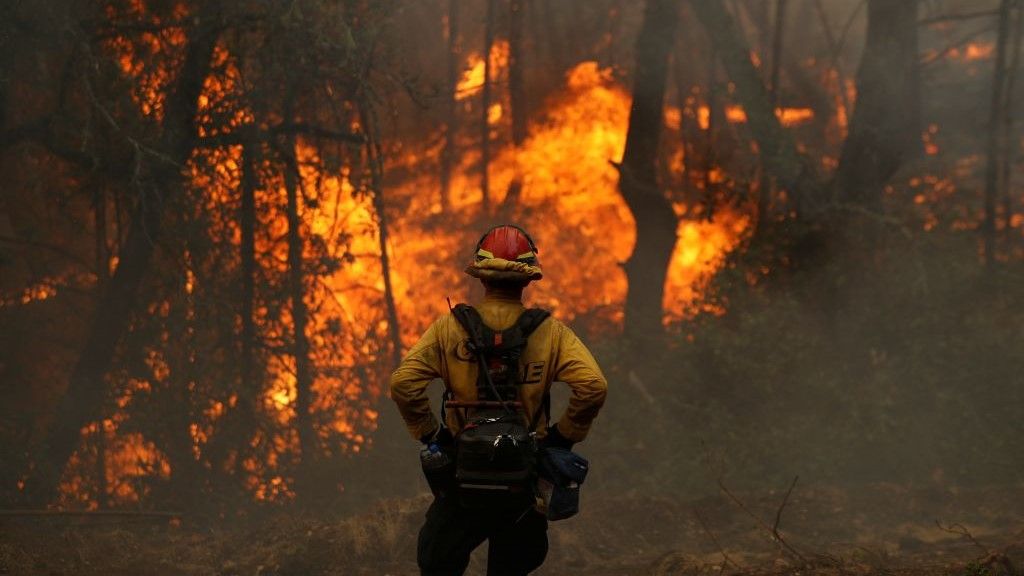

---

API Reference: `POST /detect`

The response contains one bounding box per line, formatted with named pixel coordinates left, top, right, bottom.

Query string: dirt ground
left=2, top=483, right=1022, bottom=576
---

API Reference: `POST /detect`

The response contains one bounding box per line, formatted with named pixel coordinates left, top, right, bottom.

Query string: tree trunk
left=502, top=0, right=527, bottom=215
left=356, top=99, right=414, bottom=498
left=688, top=0, right=815, bottom=213
left=26, top=15, right=220, bottom=506
left=359, top=102, right=403, bottom=369
left=91, top=186, right=109, bottom=509
left=769, top=0, right=787, bottom=107
left=202, top=138, right=260, bottom=487
left=835, top=0, right=919, bottom=218
left=813, top=0, right=852, bottom=127
left=283, top=142, right=316, bottom=482
left=747, top=0, right=772, bottom=56
left=1001, top=3, right=1023, bottom=242
left=480, top=0, right=496, bottom=215
left=619, top=0, right=680, bottom=346
left=702, top=52, right=719, bottom=201
left=673, top=62, right=693, bottom=200
left=757, top=0, right=788, bottom=222
left=984, top=0, right=1013, bottom=265
left=440, top=0, right=459, bottom=214
left=240, top=141, right=258, bottom=410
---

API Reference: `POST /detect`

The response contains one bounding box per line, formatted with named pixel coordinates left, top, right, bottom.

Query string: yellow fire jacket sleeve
left=389, top=318, right=442, bottom=441
left=550, top=322, right=608, bottom=443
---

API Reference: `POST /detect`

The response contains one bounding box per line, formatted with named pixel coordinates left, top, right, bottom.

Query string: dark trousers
left=417, top=495, right=548, bottom=576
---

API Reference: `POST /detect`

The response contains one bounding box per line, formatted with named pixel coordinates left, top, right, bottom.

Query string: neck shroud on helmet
left=465, top=224, right=544, bottom=285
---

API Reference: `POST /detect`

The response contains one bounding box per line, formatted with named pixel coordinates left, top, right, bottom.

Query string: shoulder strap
left=516, top=308, right=550, bottom=339
left=496, top=308, right=550, bottom=363
left=452, top=305, right=549, bottom=354
left=451, top=304, right=509, bottom=405
left=451, top=304, right=489, bottom=354
left=450, top=304, right=553, bottom=420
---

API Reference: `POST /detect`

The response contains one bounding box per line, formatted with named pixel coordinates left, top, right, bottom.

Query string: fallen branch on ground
left=936, top=519, right=1018, bottom=575
left=717, top=475, right=807, bottom=564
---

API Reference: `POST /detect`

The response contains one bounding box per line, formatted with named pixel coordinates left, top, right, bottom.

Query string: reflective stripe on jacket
left=389, top=293, right=608, bottom=443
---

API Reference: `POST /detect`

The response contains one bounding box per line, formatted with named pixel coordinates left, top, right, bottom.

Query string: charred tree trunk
left=282, top=108, right=316, bottom=483
left=619, top=0, right=680, bottom=347
left=1002, top=3, right=1023, bottom=242
left=480, top=0, right=496, bottom=215
left=509, top=0, right=527, bottom=143
left=358, top=99, right=414, bottom=497
left=285, top=160, right=316, bottom=478
left=359, top=103, right=403, bottom=369
left=26, top=16, right=220, bottom=506
left=502, top=0, right=527, bottom=214
left=757, top=0, right=788, bottom=222
left=984, top=0, right=1013, bottom=265
left=769, top=0, right=787, bottom=106
left=746, top=0, right=772, bottom=56
left=689, top=0, right=815, bottom=215
left=813, top=0, right=852, bottom=125
left=165, top=254, right=206, bottom=509
left=835, top=0, right=919, bottom=219
left=703, top=54, right=719, bottom=201
left=440, top=0, right=459, bottom=214
left=240, top=141, right=258, bottom=409
left=673, top=63, right=693, bottom=199
left=91, top=187, right=109, bottom=508
left=203, top=138, right=261, bottom=485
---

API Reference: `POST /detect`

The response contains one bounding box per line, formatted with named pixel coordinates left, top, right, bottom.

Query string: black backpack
left=447, top=304, right=550, bottom=508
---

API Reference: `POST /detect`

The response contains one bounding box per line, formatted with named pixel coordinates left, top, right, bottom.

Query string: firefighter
left=390, top=224, right=608, bottom=576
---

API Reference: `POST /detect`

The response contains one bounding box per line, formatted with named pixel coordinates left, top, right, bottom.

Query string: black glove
left=420, top=425, right=454, bottom=447
left=540, top=424, right=574, bottom=450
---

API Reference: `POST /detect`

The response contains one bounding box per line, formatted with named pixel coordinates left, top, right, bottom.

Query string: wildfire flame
left=48, top=5, right=879, bottom=507
left=457, top=40, right=510, bottom=100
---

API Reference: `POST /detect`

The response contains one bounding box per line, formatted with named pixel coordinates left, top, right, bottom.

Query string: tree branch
left=716, top=476, right=807, bottom=564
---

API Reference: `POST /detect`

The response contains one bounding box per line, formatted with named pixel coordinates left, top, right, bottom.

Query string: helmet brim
left=464, top=257, right=543, bottom=282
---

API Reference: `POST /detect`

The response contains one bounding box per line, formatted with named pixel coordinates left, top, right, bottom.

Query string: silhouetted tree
left=984, top=0, right=1013, bottom=265
left=27, top=2, right=222, bottom=506
left=834, top=0, right=919, bottom=220
left=689, top=0, right=815, bottom=219
left=618, top=0, right=680, bottom=346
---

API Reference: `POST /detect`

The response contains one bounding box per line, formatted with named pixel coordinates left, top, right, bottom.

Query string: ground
left=2, top=484, right=1022, bottom=575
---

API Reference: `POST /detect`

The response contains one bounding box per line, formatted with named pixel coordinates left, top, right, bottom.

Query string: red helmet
left=475, top=224, right=538, bottom=265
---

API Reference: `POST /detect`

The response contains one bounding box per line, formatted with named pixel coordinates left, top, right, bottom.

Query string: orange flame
left=456, top=40, right=509, bottom=100
left=60, top=5, right=753, bottom=504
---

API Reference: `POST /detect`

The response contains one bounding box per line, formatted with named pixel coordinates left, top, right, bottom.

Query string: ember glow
left=457, top=40, right=510, bottom=100
left=105, top=1, right=188, bottom=120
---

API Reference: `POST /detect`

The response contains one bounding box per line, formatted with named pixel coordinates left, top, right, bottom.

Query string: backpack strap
left=451, top=304, right=490, bottom=355
left=450, top=304, right=553, bottom=421
left=516, top=308, right=551, bottom=337
left=451, top=304, right=510, bottom=405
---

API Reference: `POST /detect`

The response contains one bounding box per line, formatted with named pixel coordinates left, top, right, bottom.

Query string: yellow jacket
left=390, top=293, right=608, bottom=443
